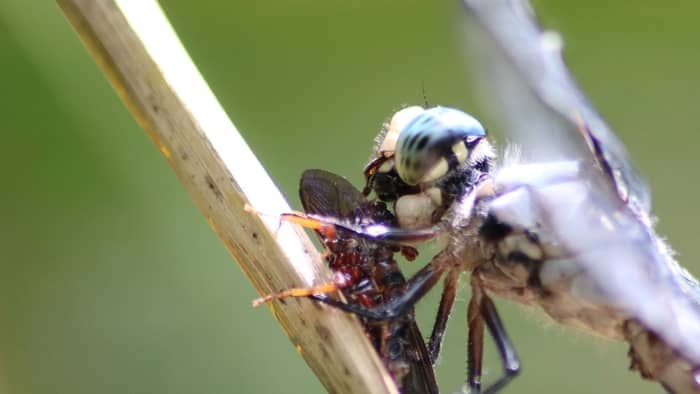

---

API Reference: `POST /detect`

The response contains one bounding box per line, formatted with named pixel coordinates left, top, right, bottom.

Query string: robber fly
left=299, top=5, right=700, bottom=393
left=314, top=106, right=700, bottom=394
left=253, top=169, right=438, bottom=394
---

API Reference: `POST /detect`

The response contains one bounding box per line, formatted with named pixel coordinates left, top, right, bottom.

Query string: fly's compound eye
left=364, top=106, right=426, bottom=198
left=378, top=106, right=425, bottom=155
left=394, top=106, right=486, bottom=186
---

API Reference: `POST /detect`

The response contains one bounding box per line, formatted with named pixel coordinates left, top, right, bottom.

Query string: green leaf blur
left=0, top=1, right=697, bottom=393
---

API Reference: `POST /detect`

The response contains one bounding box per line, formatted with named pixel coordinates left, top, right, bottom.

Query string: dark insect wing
left=300, top=169, right=368, bottom=220
left=401, top=322, right=440, bottom=394
left=298, top=169, right=439, bottom=394
left=462, top=0, right=700, bottom=390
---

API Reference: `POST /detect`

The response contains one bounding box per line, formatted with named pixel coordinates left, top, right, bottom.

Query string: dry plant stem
left=55, top=1, right=397, bottom=393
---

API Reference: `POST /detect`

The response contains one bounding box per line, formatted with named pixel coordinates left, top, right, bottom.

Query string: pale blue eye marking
left=395, top=106, right=486, bottom=185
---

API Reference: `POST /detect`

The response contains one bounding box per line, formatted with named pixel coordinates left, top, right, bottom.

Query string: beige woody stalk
left=55, top=1, right=397, bottom=393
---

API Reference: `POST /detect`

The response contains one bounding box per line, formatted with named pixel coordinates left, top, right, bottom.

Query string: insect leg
left=468, top=276, right=520, bottom=394
left=252, top=282, right=340, bottom=307
left=481, top=294, right=520, bottom=393
left=281, top=210, right=442, bottom=244
left=467, top=286, right=485, bottom=393
left=428, top=268, right=460, bottom=365
left=311, top=260, right=447, bottom=320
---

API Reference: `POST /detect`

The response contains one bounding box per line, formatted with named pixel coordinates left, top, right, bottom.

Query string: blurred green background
left=1, top=1, right=698, bottom=393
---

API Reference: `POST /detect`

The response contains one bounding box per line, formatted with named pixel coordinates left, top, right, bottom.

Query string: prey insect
left=253, top=169, right=438, bottom=394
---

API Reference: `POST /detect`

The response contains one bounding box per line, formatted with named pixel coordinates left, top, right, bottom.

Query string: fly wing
left=397, top=321, right=440, bottom=394
left=526, top=173, right=700, bottom=363
left=461, top=0, right=650, bottom=214
left=299, top=169, right=367, bottom=219
left=461, top=0, right=700, bottom=380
